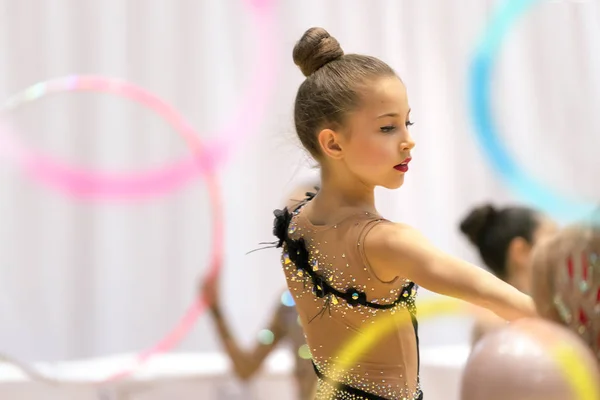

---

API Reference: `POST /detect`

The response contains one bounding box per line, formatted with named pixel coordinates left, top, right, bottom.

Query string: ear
left=317, top=128, right=344, bottom=160
left=507, top=237, right=532, bottom=271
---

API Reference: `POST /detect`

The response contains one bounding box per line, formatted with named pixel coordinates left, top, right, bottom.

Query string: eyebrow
left=376, top=108, right=411, bottom=119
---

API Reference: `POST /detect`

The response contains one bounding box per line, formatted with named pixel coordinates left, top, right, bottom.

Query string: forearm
left=468, top=271, right=537, bottom=321
left=486, top=290, right=537, bottom=321
left=210, top=306, right=258, bottom=380
left=421, top=257, right=537, bottom=321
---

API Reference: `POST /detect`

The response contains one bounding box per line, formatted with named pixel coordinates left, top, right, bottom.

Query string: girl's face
left=335, top=76, right=416, bottom=189
left=508, top=217, right=558, bottom=281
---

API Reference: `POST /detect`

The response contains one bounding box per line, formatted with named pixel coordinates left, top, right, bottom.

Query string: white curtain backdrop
left=0, top=0, right=599, bottom=363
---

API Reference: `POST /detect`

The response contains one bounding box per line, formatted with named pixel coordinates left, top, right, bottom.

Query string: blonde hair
left=530, top=222, right=600, bottom=362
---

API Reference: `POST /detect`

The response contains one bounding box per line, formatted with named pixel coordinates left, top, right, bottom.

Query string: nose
left=401, top=132, right=415, bottom=151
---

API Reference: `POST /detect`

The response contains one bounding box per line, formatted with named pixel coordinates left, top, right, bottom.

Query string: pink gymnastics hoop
left=0, top=0, right=277, bottom=201
left=0, top=0, right=276, bottom=385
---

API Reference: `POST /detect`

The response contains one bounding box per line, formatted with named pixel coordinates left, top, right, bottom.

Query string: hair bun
left=293, top=27, right=344, bottom=77
left=460, top=204, right=497, bottom=245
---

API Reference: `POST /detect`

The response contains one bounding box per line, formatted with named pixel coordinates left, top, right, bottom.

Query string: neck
left=312, top=165, right=378, bottom=215
left=506, top=269, right=530, bottom=294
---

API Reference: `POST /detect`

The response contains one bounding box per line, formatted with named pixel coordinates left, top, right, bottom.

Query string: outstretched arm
left=365, top=222, right=536, bottom=321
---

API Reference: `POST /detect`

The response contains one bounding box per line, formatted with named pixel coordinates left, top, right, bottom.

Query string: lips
left=393, top=158, right=411, bottom=173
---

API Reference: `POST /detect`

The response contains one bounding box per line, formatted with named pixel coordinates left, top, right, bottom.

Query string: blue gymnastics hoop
left=469, top=0, right=598, bottom=224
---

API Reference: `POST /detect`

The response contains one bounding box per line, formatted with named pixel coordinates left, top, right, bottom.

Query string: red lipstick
left=393, top=158, right=412, bottom=172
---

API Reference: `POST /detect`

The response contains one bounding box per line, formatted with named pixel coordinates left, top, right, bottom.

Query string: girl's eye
left=380, top=125, right=396, bottom=133
left=406, top=120, right=414, bottom=127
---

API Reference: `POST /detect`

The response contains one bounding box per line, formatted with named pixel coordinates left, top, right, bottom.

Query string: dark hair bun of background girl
left=460, top=204, right=497, bottom=245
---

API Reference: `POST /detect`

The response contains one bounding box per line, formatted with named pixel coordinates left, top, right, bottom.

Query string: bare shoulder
left=363, top=221, right=435, bottom=281
left=365, top=221, right=434, bottom=261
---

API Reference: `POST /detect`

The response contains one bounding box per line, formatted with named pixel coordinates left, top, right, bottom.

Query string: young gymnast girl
left=459, top=204, right=556, bottom=344
left=271, top=27, right=538, bottom=400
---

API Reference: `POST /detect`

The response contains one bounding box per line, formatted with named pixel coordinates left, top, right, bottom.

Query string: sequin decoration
left=554, top=250, right=600, bottom=360
left=312, top=259, right=319, bottom=271
left=578, top=309, right=589, bottom=334
left=579, top=281, right=590, bottom=293
left=257, top=329, right=275, bottom=345
left=277, top=200, right=422, bottom=399
left=314, top=358, right=422, bottom=400
left=554, top=295, right=572, bottom=324
left=315, top=378, right=422, bottom=400
left=579, top=252, right=591, bottom=293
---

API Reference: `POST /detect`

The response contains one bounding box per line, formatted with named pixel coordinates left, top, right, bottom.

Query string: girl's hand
left=200, top=273, right=220, bottom=311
